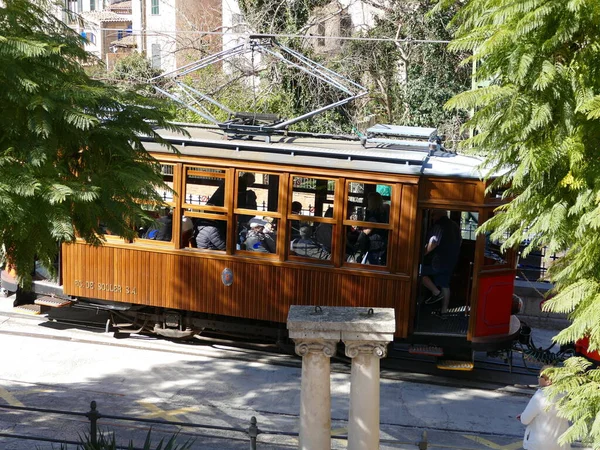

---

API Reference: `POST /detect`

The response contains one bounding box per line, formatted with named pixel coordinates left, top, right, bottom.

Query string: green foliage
left=109, top=53, right=163, bottom=95
left=341, top=0, right=470, bottom=139
left=0, top=0, right=182, bottom=286
left=80, top=430, right=194, bottom=450
left=238, top=0, right=329, bottom=34
left=440, top=0, right=600, bottom=445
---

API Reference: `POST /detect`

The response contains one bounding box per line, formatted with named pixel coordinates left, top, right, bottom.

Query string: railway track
left=0, top=304, right=539, bottom=395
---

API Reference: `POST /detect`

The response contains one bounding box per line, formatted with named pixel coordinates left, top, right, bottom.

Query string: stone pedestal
left=345, top=341, right=389, bottom=450
left=287, top=306, right=395, bottom=450
left=295, top=340, right=337, bottom=450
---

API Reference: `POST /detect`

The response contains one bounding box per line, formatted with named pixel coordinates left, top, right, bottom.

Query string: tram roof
left=142, top=124, right=487, bottom=179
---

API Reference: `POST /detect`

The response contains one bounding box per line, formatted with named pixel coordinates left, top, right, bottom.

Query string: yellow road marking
left=20, top=388, right=53, bottom=396
left=0, top=387, right=24, bottom=407
left=464, top=434, right=522, bottom=450
left=137, top=401, right=197, bottom=421
left=331, top=427, right=347, bottom=436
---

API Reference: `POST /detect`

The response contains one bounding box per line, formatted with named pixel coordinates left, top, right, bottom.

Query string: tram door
left=414, top=208, right=478, bottom=336
left=472, top=211, right=517, bottom=338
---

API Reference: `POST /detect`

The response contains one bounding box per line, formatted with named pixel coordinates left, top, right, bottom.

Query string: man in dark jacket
left=195, top=219, right=226, bottom=250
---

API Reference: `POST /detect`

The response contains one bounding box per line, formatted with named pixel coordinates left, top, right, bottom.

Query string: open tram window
left=181, top=166, right=229, bottom=250
left=235, top=171, right=280, bottom=255
left=135, top=163, right=176, bottom=244
left=288, top=176, right=335, bottom=262
left=343, top=181, right=392, bottom=267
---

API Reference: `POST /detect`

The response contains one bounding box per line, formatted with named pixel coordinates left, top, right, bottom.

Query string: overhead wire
left=79, top=27, right=452, bottom=45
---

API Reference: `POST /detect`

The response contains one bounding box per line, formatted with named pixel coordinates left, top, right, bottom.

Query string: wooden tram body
left=7, top=125, right=522, bottom=363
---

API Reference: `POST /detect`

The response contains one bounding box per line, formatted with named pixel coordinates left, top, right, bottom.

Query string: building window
left=90, top=0, right=95, bottom=10
left=151, top=0, right=159, bottom=15
left=340, top=14, right=352, bottom=38
left=151, top=43, right=161, bottom=69
left=66, top=0, right=78, bottom=24
left=317, top=22, right=325, bottom=46
left=87, top=32, right=96, bottom=44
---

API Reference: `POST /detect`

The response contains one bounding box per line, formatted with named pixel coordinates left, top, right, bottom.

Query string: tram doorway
left=414, top=209, right=478, bottom=336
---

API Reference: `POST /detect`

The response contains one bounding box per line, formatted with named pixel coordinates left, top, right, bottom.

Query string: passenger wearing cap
left=245, top=217, right=276, bottom=253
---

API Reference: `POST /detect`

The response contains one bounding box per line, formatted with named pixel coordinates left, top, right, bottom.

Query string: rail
left=0, top=400, right=442, bottom=449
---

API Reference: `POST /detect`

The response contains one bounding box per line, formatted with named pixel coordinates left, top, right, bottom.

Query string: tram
left=1, top=123, right=523, bottom=369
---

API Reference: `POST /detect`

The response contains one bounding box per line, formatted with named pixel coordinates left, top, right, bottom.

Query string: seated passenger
left=291, top=226, right=330, bottom=260
left=346, top=218, right=387, bottom=265
left=195, top=219, right=226, bottom=250
left=143, top=209, right=173, bottom=241
left=245, top=217, right=276, bottom=253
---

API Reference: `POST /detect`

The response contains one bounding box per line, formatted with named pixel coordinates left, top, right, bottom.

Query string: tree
left=0, top=0, right=180, bottom=286
left=236, top=0, right=357, bottom=134
left=341, top=0, right=470, bottom=140
left=435, top=0, right=600, bottom=446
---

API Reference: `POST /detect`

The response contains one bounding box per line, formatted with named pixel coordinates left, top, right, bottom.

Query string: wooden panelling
left=62, top=243, right=410, bottom=337
left=420, top=178, right=483, bottom=205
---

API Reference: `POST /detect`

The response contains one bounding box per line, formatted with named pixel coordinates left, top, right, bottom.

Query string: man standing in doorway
left=421, top=210, right=462, bottom=316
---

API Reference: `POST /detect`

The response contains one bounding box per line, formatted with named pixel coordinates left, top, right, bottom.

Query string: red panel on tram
left=474, top=273, right=515, bottom=337
left=575, top=336, right=600, bottom=363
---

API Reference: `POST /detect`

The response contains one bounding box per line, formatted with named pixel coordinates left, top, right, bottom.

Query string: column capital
left=294, top=339, right=337, bottom=358
left=344, top=340, right=388, bottom=359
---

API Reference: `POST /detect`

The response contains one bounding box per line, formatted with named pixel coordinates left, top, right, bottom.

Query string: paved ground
left=0, top=297, right=575, bottom=449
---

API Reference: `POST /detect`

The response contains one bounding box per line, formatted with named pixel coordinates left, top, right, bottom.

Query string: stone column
left=294, top=339, right=337, bottom=450
left=287, top=306, right=395, bottom=450
left=344, top=340, right=389, bottom=450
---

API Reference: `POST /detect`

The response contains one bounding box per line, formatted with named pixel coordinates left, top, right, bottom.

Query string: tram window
left=342, top=181, right=392, bottom=267
left=134, top=163, right=176, bottom=243
left=238, top=216, right=278, bottom=254
left=183, top=166, right=227, bottom=211
left=346, top=182, right=391, bottom=224
left=289, top=176, right=335, bottom=262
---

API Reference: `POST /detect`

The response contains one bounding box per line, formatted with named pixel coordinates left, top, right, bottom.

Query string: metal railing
left=0, top=401, right=438, bottom=449
left=0, top=401, right=261, bottom=450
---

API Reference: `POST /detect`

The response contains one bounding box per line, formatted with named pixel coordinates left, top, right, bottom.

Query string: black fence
left=516, top=245, right=559, bottom=282
left=0, top=401, right=437, bottom=449
left=0, top=401, right=263, bottom=450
